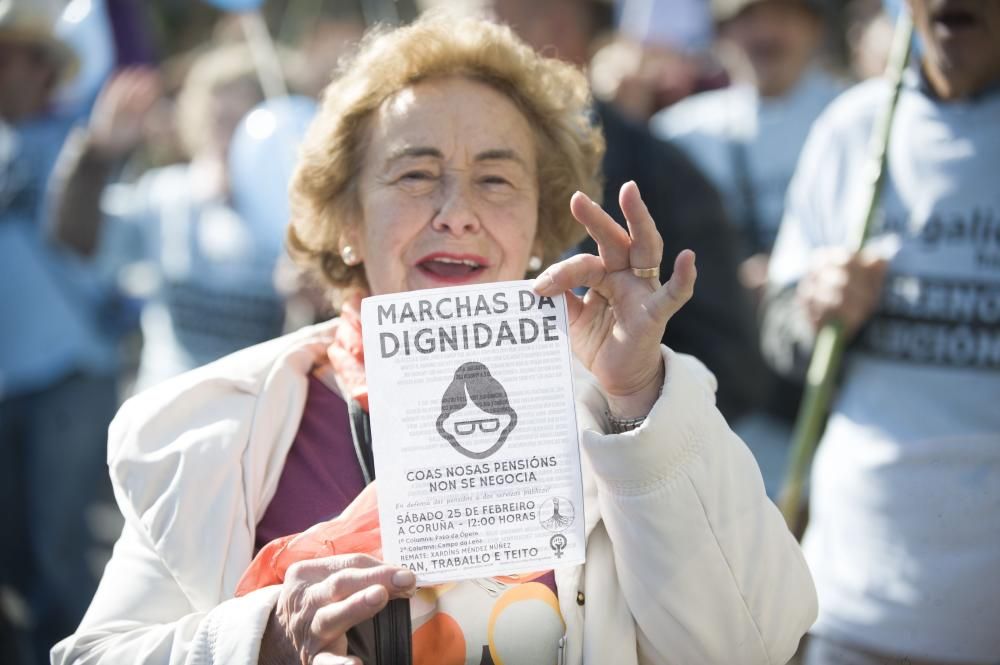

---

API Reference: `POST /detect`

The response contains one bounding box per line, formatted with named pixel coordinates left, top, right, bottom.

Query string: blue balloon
left=203, top=0, right=265, bottom=12
left=228, top=96, right=318, bottom=260
left=54, top=0, right=114, bottom=117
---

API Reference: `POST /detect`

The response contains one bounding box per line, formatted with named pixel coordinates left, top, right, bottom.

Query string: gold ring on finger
left=631, top=266, right=659, bottom=279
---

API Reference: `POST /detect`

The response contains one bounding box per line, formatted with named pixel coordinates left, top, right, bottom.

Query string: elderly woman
left=53, top=14, right=815, bottom=665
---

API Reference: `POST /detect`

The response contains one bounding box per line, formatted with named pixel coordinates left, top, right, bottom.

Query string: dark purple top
left=254, top=373, right=366, bottom=550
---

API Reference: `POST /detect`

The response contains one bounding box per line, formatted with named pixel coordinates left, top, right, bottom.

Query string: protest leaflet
left=361, top=280, right=585, bottom=584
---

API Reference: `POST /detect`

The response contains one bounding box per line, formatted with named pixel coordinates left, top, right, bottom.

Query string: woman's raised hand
left=533, top=181, right=696, bottom=419
left=87, top=67, right=162, bottom=159
left=259, top=554, right=416, bottom=665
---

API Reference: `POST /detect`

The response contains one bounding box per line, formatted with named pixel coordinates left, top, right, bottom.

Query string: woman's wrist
left=605, top=355, right=665, bottom=420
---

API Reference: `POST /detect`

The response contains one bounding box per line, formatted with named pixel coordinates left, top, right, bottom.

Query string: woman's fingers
left=310, top=584, right=391, bottom=643
left=129, top=71, right=162, bottom=109
left=531, top=254, right=609, bottom=324
left=532, top=253, right=608, bottom=296
left=103, top=67, right=158, bottom=114
left=647, top=250, right=697, bottom=322
left=619, top=181, right=663, bottom=273
left=569, top=184, right=665, bottom=279
left=533, top=247, right=696, bottom=327
left=570, top=191, right=630, bottom=272
left=308, top=564, right=415, bottom=607
left=286, top=553, right=385, bottom=586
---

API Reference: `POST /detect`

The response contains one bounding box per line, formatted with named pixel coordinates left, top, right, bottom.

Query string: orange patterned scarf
left=325, top=293, right=368, bottom=412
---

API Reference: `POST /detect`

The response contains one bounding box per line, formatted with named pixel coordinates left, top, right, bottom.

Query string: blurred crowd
left=2, top=0, right=997, bottom=664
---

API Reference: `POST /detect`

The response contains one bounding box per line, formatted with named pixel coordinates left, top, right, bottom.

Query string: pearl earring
left=528, top=255, right=542, bottom=272
left=341, top=245, right=361, bottom=266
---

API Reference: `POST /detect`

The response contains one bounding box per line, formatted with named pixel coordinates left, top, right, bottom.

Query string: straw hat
left=0, top=0, right=79, bottom=81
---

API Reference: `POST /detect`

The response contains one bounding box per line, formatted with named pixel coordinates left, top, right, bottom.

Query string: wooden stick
left=240, top=10, right=288, bottom=100
left=778, top=9, right=914, bottom=531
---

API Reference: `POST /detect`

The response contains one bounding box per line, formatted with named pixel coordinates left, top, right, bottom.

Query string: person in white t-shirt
left=764, top=1, right=1000, bottom=663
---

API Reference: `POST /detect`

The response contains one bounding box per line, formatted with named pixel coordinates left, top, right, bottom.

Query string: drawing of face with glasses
left=436, top=362, right=518, bottom=459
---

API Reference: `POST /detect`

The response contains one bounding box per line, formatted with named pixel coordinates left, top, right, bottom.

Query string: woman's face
left=349, top=77, right=541, bottom=296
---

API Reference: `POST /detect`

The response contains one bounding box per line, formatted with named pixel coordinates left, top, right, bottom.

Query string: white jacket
left=53, top=321, right=816, bottom=665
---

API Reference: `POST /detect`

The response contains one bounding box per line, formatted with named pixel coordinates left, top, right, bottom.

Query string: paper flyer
left=361, top=280, right=585, bottom=584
